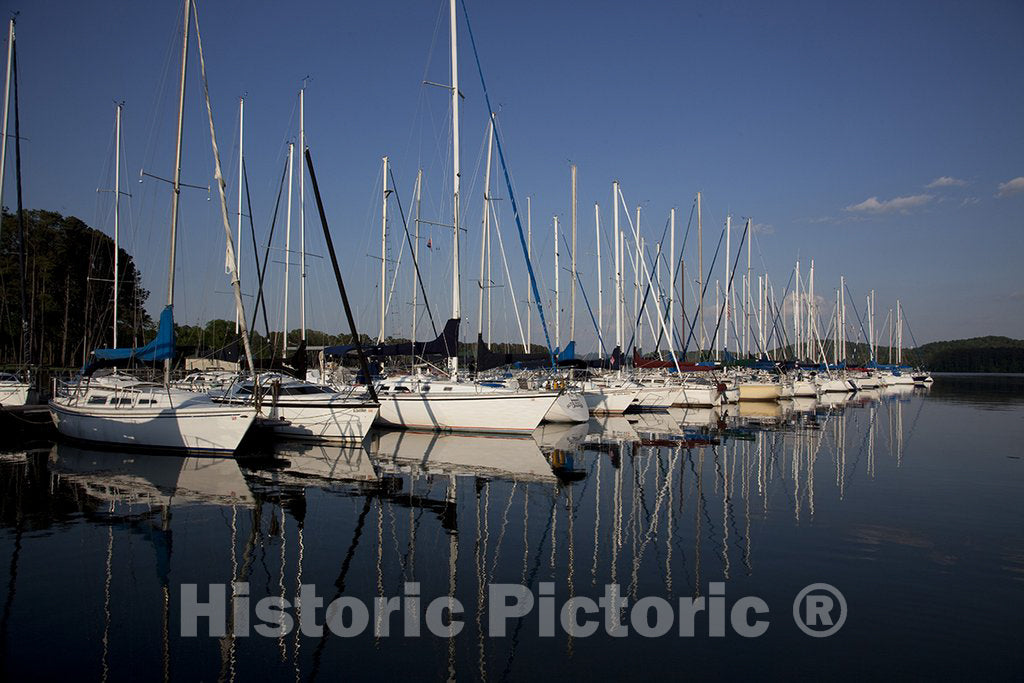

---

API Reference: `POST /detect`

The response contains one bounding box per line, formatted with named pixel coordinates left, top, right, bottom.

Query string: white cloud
left=844, top=194, right=933, bottom=213
left=926, top=176, right=967, bottom=188
left=960, top=196, right=980, bottom=207
left=752, top=222, right=775, bottom=235
left=997, top=176, right=1024, bottom=197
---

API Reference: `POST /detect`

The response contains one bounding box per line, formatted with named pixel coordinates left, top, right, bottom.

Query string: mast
left=570, top=164, right=577, bottom=344
left=379, top=155, right=388, bottom=344
left=669, top=207, right=675, bottom=348
left=745, top=216, right=751, bottom=358
left=282, top=142, right=293, bottom=356
left=477, top=120, right=493, bottom=348
left=724, top=214, right=731, bottom=358
left=113, top=102, right=122, bottom=347
left=165, top=0, right=191, bottom=384
left=0, top=19, right=13, bottom=232
left=526, top=196, right=531, bottom=348
left=697, top=191, right=703, bottom=354
left=595, top=202, right=602, bottom=353
left=299, top=86, right=306, bottom=342
left=633, top=207, right=640, bottom=350
left=234, top=96, right=243, bottom=334
left=554, top=215, right=560, bottom=351
left=834, top=288, right=840, bottom=367
left=613, top=181, right=621, bottom=352
left=896, top=299, right=902, bottom=364
left=793, top=260, right=801, bottom=361
left=839, top=275, right=845, bottom=364
left=449, top=0, right=461, bottom=377
left=412, top=169, right=422, bottom=358
left=807, top=259, right=815, bottom=360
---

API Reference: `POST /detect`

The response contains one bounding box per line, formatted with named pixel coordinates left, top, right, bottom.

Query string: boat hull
left=672, top=385, right=721, bottom=407
left=49, top=399, right=255, bottom=453
left=581, top=387, right=638, bottom=415
left=543, top=392, right=589, bottom=423
left=375, top=390, right=560, bottom=434
left=738, top=383, right=782, bottom=402
left=256, top=401, right=379, bottom=442
left=0, top=382, right=30, bottom=407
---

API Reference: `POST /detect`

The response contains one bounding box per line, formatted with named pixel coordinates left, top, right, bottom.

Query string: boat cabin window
left=87, top=396, right=107, bottom=405
left=443, top=386, right=453, bottom=392
left=118, top=397, right=134, bottom=405
left=138, top=399, right=154, bottom=405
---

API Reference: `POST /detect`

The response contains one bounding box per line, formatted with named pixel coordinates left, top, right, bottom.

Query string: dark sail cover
left=324, top=318, right=460, bottom=359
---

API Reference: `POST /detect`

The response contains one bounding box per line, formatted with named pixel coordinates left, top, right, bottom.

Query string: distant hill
left=912, top=336, right=1024, bottom=373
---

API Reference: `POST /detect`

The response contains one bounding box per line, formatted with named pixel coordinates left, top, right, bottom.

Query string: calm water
left=1, top=377, right=1022, bottom=681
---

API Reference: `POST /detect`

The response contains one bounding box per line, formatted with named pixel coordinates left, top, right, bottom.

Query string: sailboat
left=0, top=19, right=31, bottom=407
left=48, top=0, right=256, bottom=454
left=372, top=0, right=558, bottom=435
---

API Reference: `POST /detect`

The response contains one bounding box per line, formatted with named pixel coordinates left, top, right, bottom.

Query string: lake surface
left=1, top=376, right=1022, bottom=681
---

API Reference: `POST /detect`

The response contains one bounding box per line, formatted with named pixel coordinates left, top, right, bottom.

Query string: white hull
left=672, top=385, right=721, bottom=407
left=543, top=391, right=589, bottom=423
left=580, top=386, right=638, bottom=414
left=258, top=403, right=378, bottom=442
left=0, top=382, right=30, bottom=407
left=633, top=386, right=677, bottom=409
left=817, top=377, right=852, bottom=393
left=850, top=375, right=880, bottom=390
left=376, top=386, right=559, bottom=434
left=50, top=391, right=255, bottom=454
left=785, top=379, right=818, bottom=397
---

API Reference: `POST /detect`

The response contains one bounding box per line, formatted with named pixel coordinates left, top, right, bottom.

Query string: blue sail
left=93, top=305, right=176, bottom=362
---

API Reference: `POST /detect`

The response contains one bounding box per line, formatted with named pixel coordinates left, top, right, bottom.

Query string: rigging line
left=559, top=230, right=606, bottom=357
left=242, top=158, right=271, bottom=343
left=650, top=199, right=697, bottom=352
left=680, top=226, right=725, bottom=359
left=842, top=282, right=871, bottom=354
left=251, top=155, right=288, bottom=351
left=705, top=219, right=750, bottom=362
left=760, top=269, right=795, bottom=356
left=622, top=210, right=671, bottom=357
left=460, top=3, right=555, bottom=367
left=388, top=165, right=438, bottom=337
left=489, top=198, right=528, bottom=351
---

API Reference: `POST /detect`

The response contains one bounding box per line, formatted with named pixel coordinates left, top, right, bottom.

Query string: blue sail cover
left=93, top=305, right=176, bottom=362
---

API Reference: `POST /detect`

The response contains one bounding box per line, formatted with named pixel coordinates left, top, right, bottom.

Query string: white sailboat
left=374, top=0, right=558, bottom=435
left=49, top=0, right=256, bottom=454
left=216, top=372, right=378, bottom=443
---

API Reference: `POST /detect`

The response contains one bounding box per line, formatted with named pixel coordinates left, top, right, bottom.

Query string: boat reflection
left=369, top=429, right=558, bottom=484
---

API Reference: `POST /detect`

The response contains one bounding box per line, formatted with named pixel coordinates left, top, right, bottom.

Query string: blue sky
left=4, top=0, right=1023, bottom=351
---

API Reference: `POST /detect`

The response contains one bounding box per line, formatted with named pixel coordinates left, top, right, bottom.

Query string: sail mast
left=299, top=86, right=306, bottom=343
left=412, top=169, right=422, bottom=360
left=554, top=215, right=560, bottom=352
left=697, top=191, right=703, bottom=355
left=165, top=0, right=190, bottom=384
left=235, top=96, right=243, bottom=333
left=0, top=19, right=13, bottom=234
left=570, top=164, right=577, bottom=346
left=113, top=102, right=122, bottom=347
left=282, top=142, right=293, bottom=356
left=379, top=155, right=388, bottom=344
left=449, top=0, right=461, bottom=378
left=595, top=202, right=602, bottom=354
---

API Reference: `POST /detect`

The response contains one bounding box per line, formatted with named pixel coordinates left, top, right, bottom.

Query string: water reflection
left=0, top=376, right=1021, bottom=680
